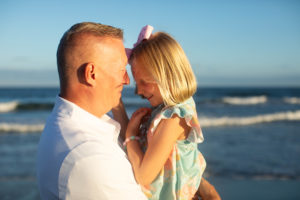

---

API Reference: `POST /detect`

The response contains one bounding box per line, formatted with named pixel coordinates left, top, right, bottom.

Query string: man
left=37, top=22, right=147, bottom=199
left=37, top=22, right=220, bottom=200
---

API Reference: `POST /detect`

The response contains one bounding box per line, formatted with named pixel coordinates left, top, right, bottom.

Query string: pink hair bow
left=126, top=25, right=154, bottom=59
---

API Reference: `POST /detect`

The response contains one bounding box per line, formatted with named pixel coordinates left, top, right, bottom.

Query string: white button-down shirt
left=36, top=96, right=147, bottom=200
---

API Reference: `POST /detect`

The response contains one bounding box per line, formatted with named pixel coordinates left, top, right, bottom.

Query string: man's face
left=93, top=37, right=129, bottom=110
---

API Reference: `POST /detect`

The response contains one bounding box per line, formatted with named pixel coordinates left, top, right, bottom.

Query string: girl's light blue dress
left=139, top=97, right=206, bottom=200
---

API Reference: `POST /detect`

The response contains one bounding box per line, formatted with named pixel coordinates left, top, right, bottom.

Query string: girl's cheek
left=144, top=82, right=152, bottom=90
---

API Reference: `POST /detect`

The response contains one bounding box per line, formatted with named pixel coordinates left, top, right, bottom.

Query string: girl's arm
left=126, top=108, right=189, bottom=186
left=111, top=99, right=129, bottom=141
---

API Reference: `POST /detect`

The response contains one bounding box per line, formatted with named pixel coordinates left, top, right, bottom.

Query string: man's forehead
left=93, top=37, right=125, bottom=55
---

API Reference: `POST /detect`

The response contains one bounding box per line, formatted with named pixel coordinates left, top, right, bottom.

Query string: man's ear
left=85, top=63, right=96, bottom=86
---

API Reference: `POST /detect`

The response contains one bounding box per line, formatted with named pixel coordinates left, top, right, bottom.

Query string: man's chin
left=113, top=96, right=122, bottom=107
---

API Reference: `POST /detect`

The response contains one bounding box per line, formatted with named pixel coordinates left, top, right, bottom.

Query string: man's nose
left=123, top=70, right=130, bottom=85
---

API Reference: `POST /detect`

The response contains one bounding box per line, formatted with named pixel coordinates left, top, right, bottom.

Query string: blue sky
left=0, top=0, right=299, bottom=87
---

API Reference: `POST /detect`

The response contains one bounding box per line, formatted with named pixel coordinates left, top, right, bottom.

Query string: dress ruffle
left=150, top=97, right=204, bottom=143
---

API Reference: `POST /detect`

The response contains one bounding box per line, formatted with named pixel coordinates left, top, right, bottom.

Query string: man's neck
left=60, top=88, right=107, bottom=119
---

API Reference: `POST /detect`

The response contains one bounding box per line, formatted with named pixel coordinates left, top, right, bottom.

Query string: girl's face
left=131, top=59, right=163, bottom=107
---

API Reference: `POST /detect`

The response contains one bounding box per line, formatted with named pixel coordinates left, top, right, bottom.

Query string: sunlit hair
left=130, top=32, right=197, bottom=106
left=56, top=22, right=123, bottom=88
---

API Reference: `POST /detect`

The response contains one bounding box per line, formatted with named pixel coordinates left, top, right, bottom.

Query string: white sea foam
left=199, top=110, right=300, bottom=127
left=0, top=123, right=44, bottom=133
left=0, top=101, right=18, bottom=112
left=2, top=110, right=300, bottom=133
left=222, top=96, right=267, bottom=105
left=284, top=97, right=300, bottom=104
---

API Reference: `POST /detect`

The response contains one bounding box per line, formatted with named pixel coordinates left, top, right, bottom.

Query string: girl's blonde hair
left=130, top=32, right=197, bottom=106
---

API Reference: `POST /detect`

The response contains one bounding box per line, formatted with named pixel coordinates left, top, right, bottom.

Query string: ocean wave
left=0, top=101, right=19, bottom=112
left=284, top=97, right=300, bottom=104
left=0, top=101, right=54, bottom=113
left=0, top=123, right=44, bottom=133
left=199, top=110, right=300, bottom=127
left=222, top=96, right=267, bottom=105
left=3, top=110, right=300, bottom=133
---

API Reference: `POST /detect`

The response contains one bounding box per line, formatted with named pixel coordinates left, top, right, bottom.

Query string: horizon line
left=0, top=85, right=299, bottom=89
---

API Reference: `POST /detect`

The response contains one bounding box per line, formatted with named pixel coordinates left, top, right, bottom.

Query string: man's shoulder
left=63, top=140, right=109, bottom=161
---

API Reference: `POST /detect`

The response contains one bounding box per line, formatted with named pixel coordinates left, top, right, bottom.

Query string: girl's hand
left=126, top=108, right=151, bottom=138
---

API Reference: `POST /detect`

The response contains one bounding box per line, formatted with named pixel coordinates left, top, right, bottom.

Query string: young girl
left=124, top=25, right=207, bottom=200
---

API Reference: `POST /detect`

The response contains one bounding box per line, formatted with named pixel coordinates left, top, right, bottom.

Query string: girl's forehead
left=132, top=64, right=145, bottom=75
left=131, top=65, right=152, bottom=80
left=131, top=62, right=144, bottom=75
left=131, top=59, right=156, bottom=81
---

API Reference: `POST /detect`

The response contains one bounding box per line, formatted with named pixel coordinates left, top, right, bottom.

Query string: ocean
left=0, top=87, right=300, bottom=199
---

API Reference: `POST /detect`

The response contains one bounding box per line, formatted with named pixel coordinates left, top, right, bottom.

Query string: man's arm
left=194, top=178, right=221, bottom=200
left=111, top=99, right=129, bottom=141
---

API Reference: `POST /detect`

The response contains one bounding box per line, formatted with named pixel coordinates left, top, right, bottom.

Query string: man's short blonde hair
left=57, top=22, right=123, bottom=87
left=130, top=32, right=197, bottom=106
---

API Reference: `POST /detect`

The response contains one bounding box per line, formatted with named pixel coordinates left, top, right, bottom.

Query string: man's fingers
left=132, top=108, right=150, bottom=117
left=133, top=108, right=149, bottom=119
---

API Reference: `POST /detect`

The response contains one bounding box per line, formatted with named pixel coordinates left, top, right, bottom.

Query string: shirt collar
left=53, top=95, right=121, bottom=142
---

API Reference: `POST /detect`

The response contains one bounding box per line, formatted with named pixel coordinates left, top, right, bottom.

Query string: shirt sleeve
left=59, top=148, right=147, bottom=200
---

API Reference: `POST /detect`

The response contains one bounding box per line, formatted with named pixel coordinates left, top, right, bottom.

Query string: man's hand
left=193, top=178, right=221, bottom=200
left=111, top=99, right=129, bottom=141
left=126, top=108, right=151, bottom=138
